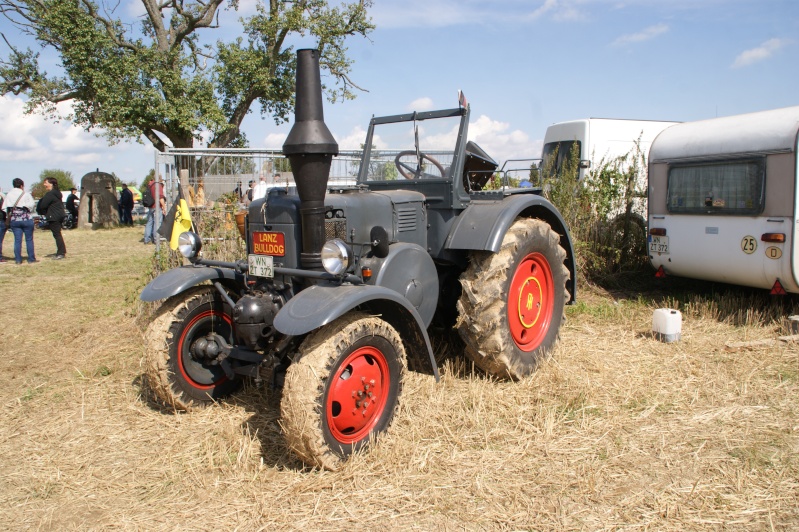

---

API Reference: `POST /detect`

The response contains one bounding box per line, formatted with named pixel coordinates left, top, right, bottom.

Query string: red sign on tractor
left=252, top=231, right=285, bottom=256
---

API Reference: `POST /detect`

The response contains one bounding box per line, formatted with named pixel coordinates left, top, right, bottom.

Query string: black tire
left=144, top=287, right=242, bottom=410
left=280, top=312, right=406, bottom=470
left=457, top=218, right=569, bottom=380
left=607, top=213, right=647, bottom=270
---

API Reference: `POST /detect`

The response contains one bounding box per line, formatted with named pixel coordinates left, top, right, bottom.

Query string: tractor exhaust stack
left=283, top=49, right=339, bottom=271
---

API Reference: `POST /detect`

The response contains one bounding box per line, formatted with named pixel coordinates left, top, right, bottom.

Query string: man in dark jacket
left=36, top=177, right=67, bottom=259
left=119, top=184, right=134, bottom=226
left=66, top=187, right=79, bottom=227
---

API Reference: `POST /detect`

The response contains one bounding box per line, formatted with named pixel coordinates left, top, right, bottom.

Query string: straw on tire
left=457, top=218, right=569, bottom=379
left=144, top=286, right=240, bottom=410
left=280, top=312, right=406, bottom=470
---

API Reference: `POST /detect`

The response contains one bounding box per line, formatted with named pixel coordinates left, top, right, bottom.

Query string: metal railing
left=150, top=148, right=364, bottom=262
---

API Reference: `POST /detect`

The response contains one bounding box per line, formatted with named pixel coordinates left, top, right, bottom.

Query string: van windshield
left=541, top=141, right=581, bottom=180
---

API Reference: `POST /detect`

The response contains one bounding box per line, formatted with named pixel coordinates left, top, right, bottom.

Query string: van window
left=541, top=141, right=581, bottom=179
left=667, top=158, right=765, bottom=215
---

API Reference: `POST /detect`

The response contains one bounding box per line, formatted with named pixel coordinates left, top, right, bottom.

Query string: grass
left=0, top=227, right=797, bottom=529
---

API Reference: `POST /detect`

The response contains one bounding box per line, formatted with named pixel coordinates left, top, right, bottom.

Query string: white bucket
left=653, top=308, right=681, bottom=343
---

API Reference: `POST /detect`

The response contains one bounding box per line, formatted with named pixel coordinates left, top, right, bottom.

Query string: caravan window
left=541, top=141, right=581, bottom=179
left=666, top=158, right=765, bottom=215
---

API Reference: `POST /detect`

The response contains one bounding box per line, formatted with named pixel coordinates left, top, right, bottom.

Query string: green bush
left=151, top=200, right=247, bottom=275
left=540, top=140, right=650, bottom=283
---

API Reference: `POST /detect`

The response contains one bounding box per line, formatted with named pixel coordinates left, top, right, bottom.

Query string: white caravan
left=541, top=118, right=678, bottom=181
left=647, top=106, right=799, bottom=293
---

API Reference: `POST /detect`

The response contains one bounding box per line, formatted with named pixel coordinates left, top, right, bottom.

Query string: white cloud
left=420, top=124, right=460, bottom=151
left=335, top=126, right=372, bottom=150
left=522, top=0, right=558, bottom=21
left=407, top=97, right=435, bottom=112
left=467, top=115, right=539, bottom=163
left=262, top=132, right=287, bottom=149
left=0, top=96, right=46, bottom=153
left=732, top=38, right=789, bottom=68
left=0, top=95, right=153, bottom=189
left=123, top=0, right=147, bottom=18
left=371, top=0, right=588, bottom=29
left=612, top=23, right=669, bottom=46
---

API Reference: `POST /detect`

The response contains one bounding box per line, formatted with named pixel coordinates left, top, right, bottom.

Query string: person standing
left=37, top=177, right=67, bottom=260
left=143, top=177, right=166, bottom=244
left=66, top=187, right=79, bottom=227
left=252, top=174, right=269, bottom=200
left=119, top=183, right=134, bottom=226
left=0, top=190, right=6, bottom=263
left=243, top=180, right=255, bottom=206
left=5, top=178, right=37, bottom=264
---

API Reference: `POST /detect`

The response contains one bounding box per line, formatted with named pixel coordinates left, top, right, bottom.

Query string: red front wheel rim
left=177, top=309, right=232, bottom=390
left=326, top=346, right=391, bottom=445
left=508, top=252, right=555, bottom=351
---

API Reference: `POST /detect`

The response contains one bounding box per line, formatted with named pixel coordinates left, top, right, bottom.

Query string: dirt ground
left=0, top=227, right=797, bottom=530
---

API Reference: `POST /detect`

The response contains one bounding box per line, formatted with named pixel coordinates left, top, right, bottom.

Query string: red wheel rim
left=326, top=346, right=391, bottom=445
left=177, top=309, right=231, bottom=390
left=507, top=252, right=554, bottom=351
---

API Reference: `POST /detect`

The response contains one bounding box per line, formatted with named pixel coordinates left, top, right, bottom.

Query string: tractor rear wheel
left=145, top=287, right=242, bottom=410
left=280, top=312, right=406, bottom=470
left=457, top=218, right=569, bottom=380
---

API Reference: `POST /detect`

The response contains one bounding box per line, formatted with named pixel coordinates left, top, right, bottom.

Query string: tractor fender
left=140, top=266, right=244, bottom=302
left=274, top=284, right=440, bottom=381
left=445, top=194, right=577, bottom=303
left=363, top=242, right=439, bottom=328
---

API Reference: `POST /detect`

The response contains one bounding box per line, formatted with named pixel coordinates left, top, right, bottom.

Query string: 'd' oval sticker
left=766, top=246, right=782, bottom=259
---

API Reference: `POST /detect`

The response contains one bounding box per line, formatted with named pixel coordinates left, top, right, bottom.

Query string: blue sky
left=1, top=0, right=797, bottom=193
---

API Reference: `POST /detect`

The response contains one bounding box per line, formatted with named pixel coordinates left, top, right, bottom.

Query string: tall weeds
left=539, top=139, right=650, bottom=283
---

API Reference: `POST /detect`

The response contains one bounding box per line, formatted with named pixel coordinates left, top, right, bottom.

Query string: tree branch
left=78, top=0, right=138, bottom=52
left=143, top=127, right=168, bottom=152
left=209, top=89, right=262, bottom=148
left=169, top=0, right=225, bottom=53
left=141, top=0, right=170, bottom=51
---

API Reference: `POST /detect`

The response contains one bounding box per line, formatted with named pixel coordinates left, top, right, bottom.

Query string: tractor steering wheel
left=394, top=151, right=446, bottom=180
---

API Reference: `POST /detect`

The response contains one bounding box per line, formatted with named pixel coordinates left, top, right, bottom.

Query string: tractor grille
left=396, top=207, right=417, bottom=233
left=325, top=219, right=347, bottom=240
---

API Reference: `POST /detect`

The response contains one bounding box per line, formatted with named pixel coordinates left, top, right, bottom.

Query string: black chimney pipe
left=283, top=49, right=339, bottom=271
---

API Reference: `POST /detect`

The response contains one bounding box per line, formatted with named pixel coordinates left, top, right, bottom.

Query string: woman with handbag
left=5, top=178, right=37, bottom=264
left=37, top=177, right=67, bottom=260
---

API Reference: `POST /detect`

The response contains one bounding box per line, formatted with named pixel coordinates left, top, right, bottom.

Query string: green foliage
left=31, top=168, right=75, bottom=197
left=273, top=157, right=293, bottom=173
left=541, top=140, right=650, bottom=283
left=141, top=169, right=155, bottom=190
left=1, top=0, right=374, bottom=151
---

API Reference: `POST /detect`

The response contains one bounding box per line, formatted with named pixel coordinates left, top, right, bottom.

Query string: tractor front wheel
left=144, top=287, right=242, bottom=410
left=457, top=218, right=569, bottom=380
left=280, top=312, right=406, bottom=470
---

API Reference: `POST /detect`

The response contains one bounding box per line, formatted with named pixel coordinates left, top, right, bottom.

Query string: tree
left=31, top=168, right=75, bottom=198
left=0, top=0, right=374, bottom=152
left=141, top=168, right=155, bottom=190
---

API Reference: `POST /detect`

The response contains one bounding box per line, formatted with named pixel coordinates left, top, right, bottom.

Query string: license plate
left=649, top=235, right=669, bottom=254
left=248, top=254, right=274, bottom=278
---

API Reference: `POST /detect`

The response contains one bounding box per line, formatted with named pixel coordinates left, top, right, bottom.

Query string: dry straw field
left=1, top=227, right=797, bottom=530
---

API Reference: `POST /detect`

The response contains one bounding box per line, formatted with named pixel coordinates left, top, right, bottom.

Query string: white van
left=648, top=106, right=799, bottom=293
left=541, top=118, right=678, bottom=181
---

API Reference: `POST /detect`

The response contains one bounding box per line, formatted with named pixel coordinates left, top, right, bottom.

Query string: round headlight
left=178, top=231, right=202, bottom=259
left=321, top=239, right=352, bottom=275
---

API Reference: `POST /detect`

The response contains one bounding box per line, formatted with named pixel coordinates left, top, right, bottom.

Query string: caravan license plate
left=649, top=235, right=669, bottom=254
left=248, top=254, right=274, bottom=278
